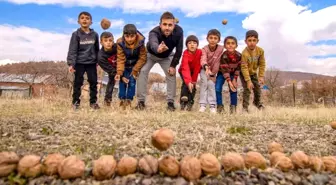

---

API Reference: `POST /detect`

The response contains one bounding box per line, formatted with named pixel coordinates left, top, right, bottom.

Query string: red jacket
left=178, top=49, right=202, bottom=85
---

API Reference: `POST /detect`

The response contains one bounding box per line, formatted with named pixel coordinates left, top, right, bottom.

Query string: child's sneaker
left=125, top=100, right=132, bottom=108
left=199, top=105, right=206, bottom=112
left=186, top=103, right=193, bottom=111
left=230, top=105, right=237, bottom=114
left=90, top=103, right=100, bottom=110
left=181, top=96, right=188, bottom=102
left=135, top=101, right=146, bottom=110
left=104, top=100, right=111, bottom=107
left=210, top=104, right=216, bottom=114
left=180, top=102, right=186, bottom=111
left=217, top=105, right=224, bottom=113
left=167, top=102, right=176, bottom=112
left=120, top=100, right=126, bottom=110
left=73, top=103, right=80, bottom=111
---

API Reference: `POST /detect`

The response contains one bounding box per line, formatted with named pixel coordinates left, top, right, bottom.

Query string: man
left=136, top=11, right=184, bottom=111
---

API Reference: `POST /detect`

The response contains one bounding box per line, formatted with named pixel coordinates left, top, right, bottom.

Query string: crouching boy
left=115, top=24, right=146, bottom=110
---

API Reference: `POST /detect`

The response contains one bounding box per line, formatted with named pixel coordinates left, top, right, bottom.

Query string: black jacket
left=66, top=28, right=99, bottom=66
left=146, top=25, right=183, bottom=68
left=97, top=44, right=117, bottom=75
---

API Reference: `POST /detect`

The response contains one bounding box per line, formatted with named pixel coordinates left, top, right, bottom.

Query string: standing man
left=136, top=11, right=184, bottom=111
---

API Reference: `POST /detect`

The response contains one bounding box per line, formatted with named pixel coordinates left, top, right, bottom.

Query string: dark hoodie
left=116, top=31, right=147, bottom=76
left=97, top=44, right=117, bottom=75
left=66, top=28, right=99, bottom=66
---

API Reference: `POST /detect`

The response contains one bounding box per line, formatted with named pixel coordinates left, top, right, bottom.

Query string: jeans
left=119, top=67, right=136, bottom=100
left=215, top=71, right=238, bottom=106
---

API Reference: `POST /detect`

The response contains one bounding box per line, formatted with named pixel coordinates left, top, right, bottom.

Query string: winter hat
left=185, top=35, right=199, bottom=46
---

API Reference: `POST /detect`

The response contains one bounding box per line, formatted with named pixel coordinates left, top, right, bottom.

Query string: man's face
left=245, top=36, right=259, bottom=50
left=160, top=18, right=175, bottom=37
left=101, top=37, right=114, bottom=50
left=187, top=41, right=198, bottom=53
left=78, top=14, right=92, bottom=28
left=207, top=35, right=220, bottom=47
left=124, top=34, right=137, bottom=45
left=224, top=38, right=237, bottom=52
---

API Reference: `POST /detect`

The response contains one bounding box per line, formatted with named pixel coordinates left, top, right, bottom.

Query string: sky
left=0, top=0, right=335, bottom=76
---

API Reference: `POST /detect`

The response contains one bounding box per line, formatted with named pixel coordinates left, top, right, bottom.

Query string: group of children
left=67, top=11, right=266, bottom=113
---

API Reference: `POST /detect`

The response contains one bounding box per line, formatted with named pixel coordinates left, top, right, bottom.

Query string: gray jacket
left=66, top=28, right=99, bottom=66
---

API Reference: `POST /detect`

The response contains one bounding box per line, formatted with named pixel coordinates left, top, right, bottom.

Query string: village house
left=0, top=73, right=57, bottom=98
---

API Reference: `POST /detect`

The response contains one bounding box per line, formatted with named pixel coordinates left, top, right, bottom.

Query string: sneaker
left=199, top=105, right=206, bottom=112
left=135, top=101, right=146, bottom=110
left=243, top=107, right=249, bottom=113
left=167, top=102, right=176, bottom=111
left=210, top=107, right=216, bottom=114
left=230, top=105, right=237, bottom=114
left=181, top=96, right=188, bottom=102
left=120, top=100, right=126, bottom=110
left=73, top=103, right=80, bottom=111
left=186, top=103, right=193, bottom=111
left=125, top=100, right=132, bottom=108
left=257, top=104, right=265, bottom=110
left=104, top=100, right=111, bottom=107
left=180, top=102, right=186, bottom=111
left=217, top=105, right=224, bottom=113
left=90, top=103, right=100, bottom=110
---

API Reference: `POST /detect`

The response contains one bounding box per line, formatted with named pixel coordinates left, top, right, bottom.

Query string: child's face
left=78, top=14, right=92, bottom=29
left=245, top=36, right=259, bottom=50
left=224, top=39, right=237, bottom=52
left=101, top=37, right=114, bottom=50
left=124, top=34, right=137, bottom=45
left=207, top=35, right=220, bottom=47
left=187, top=41, right=198, bottom=53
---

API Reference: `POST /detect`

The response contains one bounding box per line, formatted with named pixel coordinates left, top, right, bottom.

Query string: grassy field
left=0, top=96, right=335, bottom=165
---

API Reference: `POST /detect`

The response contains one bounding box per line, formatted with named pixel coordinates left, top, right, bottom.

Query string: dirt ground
left=0, top=97, right=335, bottom=184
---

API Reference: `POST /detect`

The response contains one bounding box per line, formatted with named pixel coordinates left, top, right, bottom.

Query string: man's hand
left=228, top=81, right=237, bottom=92
left=69, top=66, right=75, bottom=73
left=232, top=78, right=238, bottom=88
left=114, top=75, right=120, bottom=81
left=168, top=67, right=176, bottom=76
left=258, top=77, right=265, bottom=85
left=188, top=83, right=194, bottom=93
left=247, top=81, right=254, bottom=90
left=122, top=77, right=129, bottom=83
left=157, top=41, right=169, bottom=53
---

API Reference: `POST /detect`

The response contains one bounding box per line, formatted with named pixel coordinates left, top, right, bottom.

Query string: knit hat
left=123, top=24, right=137, bottom=35
left=207, top=29, right=221, bottom=40
left=245, top=30, right=258, bottom=39
left=185, top=35, right=199, bottom=46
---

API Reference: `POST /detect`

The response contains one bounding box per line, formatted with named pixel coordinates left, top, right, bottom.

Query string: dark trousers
left=105, top=73, right=116, bottom=102
left=72, top=64, right=98, bottom=105
left=119, top=67, right=136, bottom=100
left=240, top=73, right=262, bottom=108
left=215, top=71, right=238, bottom=106
left=179, top=72, right=196, bottom=106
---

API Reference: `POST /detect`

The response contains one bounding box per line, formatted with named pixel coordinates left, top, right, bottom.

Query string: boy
left=178, top=35, right=202, bottom=111
left=216, top=36, right=242, bottom=114
left=66, top=11, right=100, bottom=110
left=240, top=30, right=266, bottom=112
left=115, top=24, right=146, bottom=110
left=200, top=29, right=224, bottom=113
left=97, top=31, right=117, bottom=106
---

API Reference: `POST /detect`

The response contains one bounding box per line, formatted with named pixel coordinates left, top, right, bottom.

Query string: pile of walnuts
left=0, top=128, right=335, bottom=182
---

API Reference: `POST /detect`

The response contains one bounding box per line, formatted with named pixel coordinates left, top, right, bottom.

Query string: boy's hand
left=205, top=68, right=211, bottom=77
left=114, top=75, right=120, bottom=81
left=168, top=67, right=176, bottom=76
left=247, top=81, right=254, bottom=90
left=131, top=71, right=138, bottom=80
left=69, top=66, right=75, bottom=73
left=188, top=83, right=194, bottom=93
left=122, top=77, right=129, bottom=83
left=157, top=41, right=169, bottom=53
left=228, top=81, right=237, bottom=92
left=258, top=77, right=265, bottom=85
left=232, top=79, right=238, bottom=88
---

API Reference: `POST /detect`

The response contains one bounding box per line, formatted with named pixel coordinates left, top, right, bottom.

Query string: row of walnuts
left=0, top=128, right=335, bottom=182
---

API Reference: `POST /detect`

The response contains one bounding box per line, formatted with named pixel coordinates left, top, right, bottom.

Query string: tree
left=265, top=67, right=281, bottom=101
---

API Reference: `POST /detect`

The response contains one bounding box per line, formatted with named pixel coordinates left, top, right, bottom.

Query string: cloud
left=67, top=17, right=77, bottom=25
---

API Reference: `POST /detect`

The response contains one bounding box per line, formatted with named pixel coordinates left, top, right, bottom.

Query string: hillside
left=0, top=62, right=334, bottom=85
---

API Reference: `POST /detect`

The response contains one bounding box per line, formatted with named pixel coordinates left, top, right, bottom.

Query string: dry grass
left=0, top=96, right=335, bottom=165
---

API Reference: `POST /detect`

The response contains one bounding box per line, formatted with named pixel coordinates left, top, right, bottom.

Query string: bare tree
left=265, top=67, right=281, bottom=101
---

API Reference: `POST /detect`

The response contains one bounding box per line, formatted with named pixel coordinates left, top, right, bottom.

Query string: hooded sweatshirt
left=67, top=28, right=99, bottom=66
left=178, top=49, right=202, bottom=85
left=97, top=44, right=117, bottom=75
left=200, top=44, right=224, bottom=74
left=116, top=31, right=147, bottom=76
left=219, top=50, right=242, bottom=82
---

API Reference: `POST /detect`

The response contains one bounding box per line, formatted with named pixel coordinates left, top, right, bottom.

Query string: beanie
left=185, top=35, right=199, bottom=46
